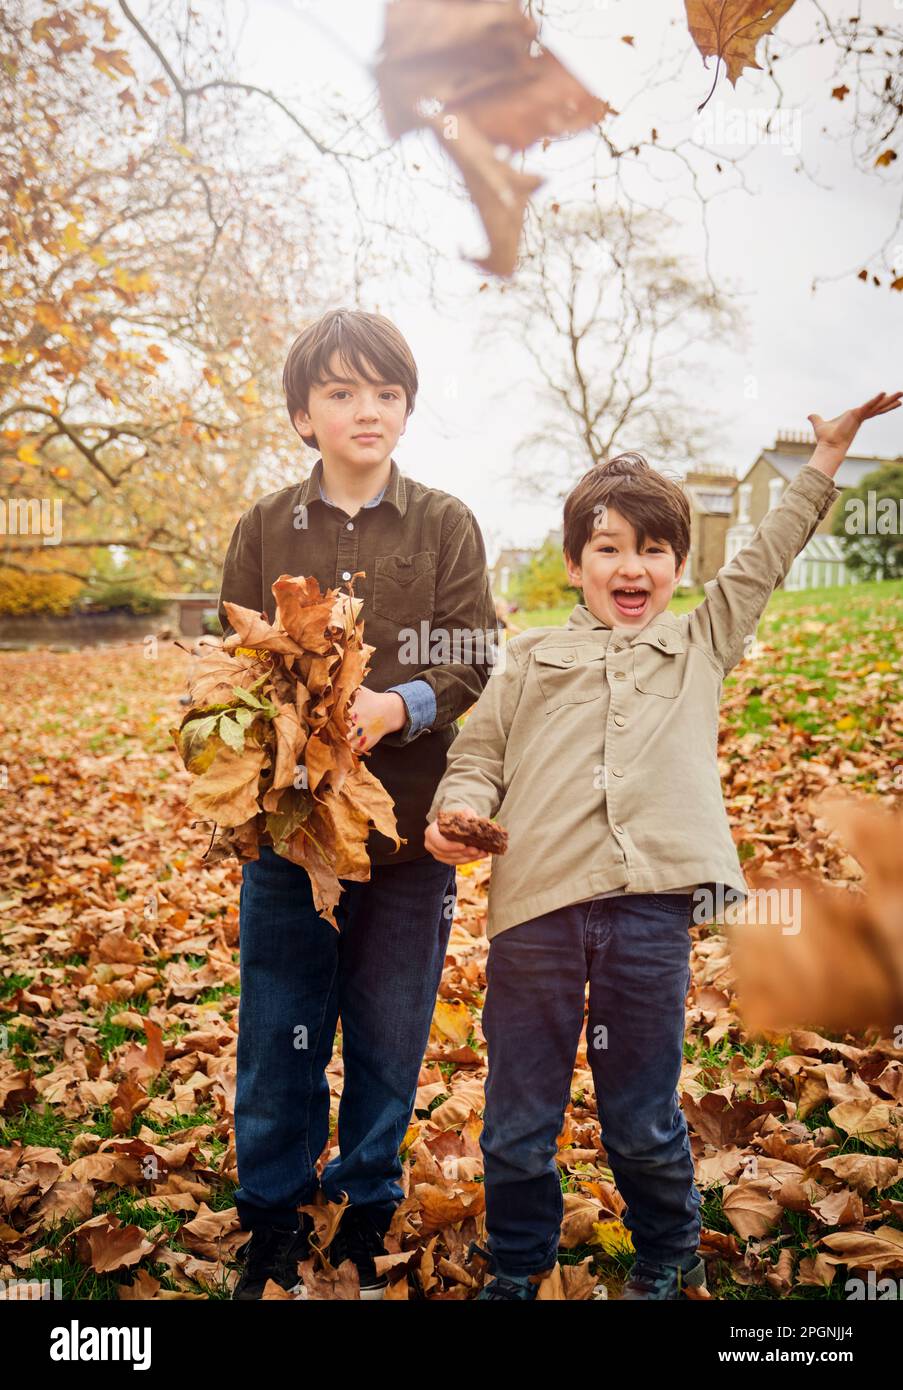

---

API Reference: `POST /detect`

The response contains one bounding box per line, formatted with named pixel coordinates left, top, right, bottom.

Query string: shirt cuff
left=385, top=679, right=437, bottom=744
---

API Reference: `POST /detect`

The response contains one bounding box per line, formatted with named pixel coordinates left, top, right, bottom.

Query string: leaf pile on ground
left=0, top=582, right=901, bottom=1298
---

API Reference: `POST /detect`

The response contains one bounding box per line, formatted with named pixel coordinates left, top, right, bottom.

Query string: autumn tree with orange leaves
left=0, top=0, right=328, bottom=593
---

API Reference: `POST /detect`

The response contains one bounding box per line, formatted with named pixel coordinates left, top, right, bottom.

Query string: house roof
left=493, top=547, right=534, bottom=567
left=758, top=450, right=894, bottom=489
left=686, top=485, right=734, bottom=515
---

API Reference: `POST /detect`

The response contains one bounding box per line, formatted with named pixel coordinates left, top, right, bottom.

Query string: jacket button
left=611, top=768, right=623, bottom=777
left=562, top=654, right=574, bottom=663
left=613, top=671, right=625, bottom=679
left=613, top=824, right=624, bottom=834
left=658, top=636, right=667, bottom=647
left=613, top=714, right=625, bottom=726
left=341, top=570, right=352, bottom=581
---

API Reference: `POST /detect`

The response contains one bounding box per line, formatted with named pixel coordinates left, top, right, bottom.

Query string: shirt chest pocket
left=632, top=633, right=684, bottom=698
left=371, top=550, right=437, bottom=626
left=533, top=646, right=606, bottom=711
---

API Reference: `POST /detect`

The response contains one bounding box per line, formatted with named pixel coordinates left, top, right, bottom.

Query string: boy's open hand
left=346, top=685, right=406, bottom=753
left=807, top=390, right=902, bottom=459
left=424, top=806, right=489, bottom=865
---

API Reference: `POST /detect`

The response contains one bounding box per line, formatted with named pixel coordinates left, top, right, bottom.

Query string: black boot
left=468, top=1241, right=541, bottom=1300
left=232, top=1217, right=313, bottom=1301
left=322, top=1206, right=389, bottom=1300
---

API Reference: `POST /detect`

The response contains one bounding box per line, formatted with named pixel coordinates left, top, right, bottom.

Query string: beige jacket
left=427, top=465, right=841, bottom=939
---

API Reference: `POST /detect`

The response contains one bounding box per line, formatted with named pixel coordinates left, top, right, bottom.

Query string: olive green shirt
left=217, top=456, right=500, bottom=864
left=427, top=464, right=842, bottom=938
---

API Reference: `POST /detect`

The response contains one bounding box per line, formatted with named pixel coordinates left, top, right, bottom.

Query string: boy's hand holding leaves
left=346, top=684, right=408, bottom=753
left=425, top=806, right=508, bottom=864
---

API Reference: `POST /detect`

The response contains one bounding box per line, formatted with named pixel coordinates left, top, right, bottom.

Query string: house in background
left=491, top=546, right=536, bottom=601
left=682, top=467, right=738, bottom=587
left=724, top=431, right=899, bottom=590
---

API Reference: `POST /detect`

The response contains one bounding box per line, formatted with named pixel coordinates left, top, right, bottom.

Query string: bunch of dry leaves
left=171, top=574, right=400, bottom=927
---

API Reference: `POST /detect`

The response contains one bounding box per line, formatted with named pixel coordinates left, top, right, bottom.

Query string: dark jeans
left=481, top=892, right=702, bottom=1274
left=233, top=844, right=456, bottom=1233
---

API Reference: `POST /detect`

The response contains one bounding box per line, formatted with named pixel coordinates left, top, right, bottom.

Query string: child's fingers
left=433, top=828, right=466, bottom=850
left=859, top=390, right=902, bottom=419
left=429, top=846, right=472, bottom=865
left=451, top=844, right=488, bottom=862
left=425, top=827, right=487, bottom=863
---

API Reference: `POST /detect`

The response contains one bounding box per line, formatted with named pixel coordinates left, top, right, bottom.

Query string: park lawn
left=0, top=581, right=900, bottom=1300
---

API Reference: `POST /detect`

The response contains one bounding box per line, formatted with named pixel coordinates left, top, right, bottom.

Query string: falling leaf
left=375, top=0, right=612, bottom=275
left=730, top=796, right=903, bottom=1034
left=685, top=0, right=798, bottom=97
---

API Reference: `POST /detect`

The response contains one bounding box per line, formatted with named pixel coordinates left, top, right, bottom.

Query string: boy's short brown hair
left=563, top=452, right=691, bottom=569
left=282, top=307, right=418, bottom=451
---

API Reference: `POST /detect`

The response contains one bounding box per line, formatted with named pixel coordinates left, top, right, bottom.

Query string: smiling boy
left=424, top=391, right=900, bottom=1301
left=218, top=308, right=498, bottom=1298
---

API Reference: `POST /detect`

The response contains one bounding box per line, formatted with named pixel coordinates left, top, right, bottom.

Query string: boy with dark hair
left=425, top=391, right=900, bottom=1301
left=221, top=307, right=498, bottom=1299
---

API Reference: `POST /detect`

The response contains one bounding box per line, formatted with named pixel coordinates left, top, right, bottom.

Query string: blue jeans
left=233, top=844, right=456, bottom=1233
left=480, top=892, right=702, bottom=1274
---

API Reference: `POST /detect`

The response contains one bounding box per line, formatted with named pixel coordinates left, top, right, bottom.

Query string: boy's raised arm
left=686, top=466, right=839, bottom=676
left=217, top=505, right=263, bottom=641
left=687, top=391, right=901, bottom=676
left=425, top=640, right=525, bottom=825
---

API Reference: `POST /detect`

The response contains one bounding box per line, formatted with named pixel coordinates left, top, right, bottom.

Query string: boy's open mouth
left=611, top=587, right=649, bottom=616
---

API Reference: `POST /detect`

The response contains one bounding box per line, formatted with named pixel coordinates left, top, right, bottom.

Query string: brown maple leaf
left=685, top=0, right=798, bottom=105
left=375, top=0, right=612, bottom=275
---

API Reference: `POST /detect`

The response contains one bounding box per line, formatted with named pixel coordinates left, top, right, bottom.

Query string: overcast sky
left=227, top=0, right=900, bottom=563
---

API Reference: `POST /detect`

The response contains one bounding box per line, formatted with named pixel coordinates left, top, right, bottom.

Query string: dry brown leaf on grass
left=66, top=1213, right=158, bottom=1274
left=7, top=639, right=901, bottom=1301
left=685, top=0, right=798, bottom=105
left=729, top=796, right=903, bottom=1035
left=816, top=1226, right=903, bottom=1276
left=375, top=0, right=613, bottom=274
left=171, top=573, right=402, bottom=927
